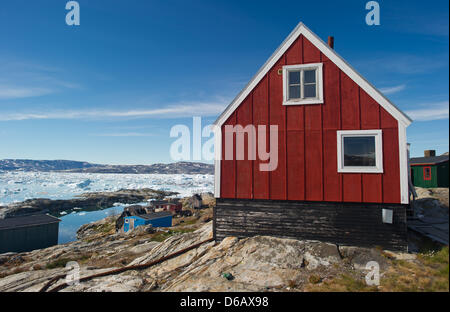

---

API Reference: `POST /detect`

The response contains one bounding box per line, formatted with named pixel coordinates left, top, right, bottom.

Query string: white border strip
left=214, top=125, right=222, bottom=197
left=398, top=122, right=409, bottom=204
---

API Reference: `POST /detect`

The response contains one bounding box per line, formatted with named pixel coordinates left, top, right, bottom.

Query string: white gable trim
left=398, top=122, right=409, bottom=204
left=214, top=125, right=221, bottom=198
left=213, top=22, right=412, bottom=128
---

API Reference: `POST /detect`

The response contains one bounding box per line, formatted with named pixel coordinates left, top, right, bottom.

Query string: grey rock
left=339, top=246, right=389, bottom=271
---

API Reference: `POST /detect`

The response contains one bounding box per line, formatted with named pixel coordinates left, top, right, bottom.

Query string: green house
left=0, top=214, right=61, bottom=253
left=410, top=152, right=449, bottom=188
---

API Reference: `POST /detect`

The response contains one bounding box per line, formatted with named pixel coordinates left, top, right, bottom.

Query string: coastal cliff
left=0, top=188, right=176, bottom=219
left=0, top=205, right=447, bottom=292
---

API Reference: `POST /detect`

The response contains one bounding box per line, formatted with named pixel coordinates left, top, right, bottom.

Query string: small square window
left=289, top=71, right=300, bottom=84
left=304, top=84, right=316, bottom=98
left=337, top=130, right=383, bottom=173
left=283, top=63, right=323, bottom=105
left=289, top=85, right=301, bottom=99
left=304, top=70, right=316, bottom=83
left=423, top=166, right=432, bottom=181
left=343, top=136, right=376, bottom=167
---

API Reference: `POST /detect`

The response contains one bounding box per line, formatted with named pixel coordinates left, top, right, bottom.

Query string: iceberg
left=0, top=171, right=214, bottom=205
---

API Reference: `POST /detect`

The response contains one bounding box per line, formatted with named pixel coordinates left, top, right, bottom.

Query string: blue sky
left=0, top=0, right=448, bottom=164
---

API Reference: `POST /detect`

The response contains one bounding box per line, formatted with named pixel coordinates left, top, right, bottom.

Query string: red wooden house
left=213, top=23, right=412, bottom=251
left=150, top=200, right=182, bottom=214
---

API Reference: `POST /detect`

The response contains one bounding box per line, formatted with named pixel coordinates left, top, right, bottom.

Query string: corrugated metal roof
left=0, top=214, right=61, bottom=230
left=410, top=155, right=449, bottom=165
left=135, top=211, right=172, bottom=220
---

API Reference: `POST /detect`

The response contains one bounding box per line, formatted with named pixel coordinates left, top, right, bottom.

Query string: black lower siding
left=214, top=198, right=408, bottom=251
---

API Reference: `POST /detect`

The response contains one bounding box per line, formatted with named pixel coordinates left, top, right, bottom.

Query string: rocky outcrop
left=76, top=216, right=118, bottom=240
left=0, top=188, right=176, bottom=219
left=414, top=187, right=449, bottom=218
left=158, top=236, right=342, bottom=291
left=0, top=219, right=419, bottom=292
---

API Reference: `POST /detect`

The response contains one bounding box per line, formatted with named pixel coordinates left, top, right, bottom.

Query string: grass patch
left=181, top=219, right=198, bottom=226
left=419, top=246, right=449, bottom=266
left=150, top=228, right=196, bottom=242
left=308, top=274, right=322, bottom=284
left=93, top=222, right=115, bottom=234
left=306, top=273, right=378, bottom=292
left=307, top=247, right=449, bottom=292
left=380, top=246, right=448, bottom=292
left=45, top=254, right=91, bottom=269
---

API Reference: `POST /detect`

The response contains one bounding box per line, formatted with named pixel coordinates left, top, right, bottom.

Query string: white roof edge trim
left=213, top=22, right=412, bottom=127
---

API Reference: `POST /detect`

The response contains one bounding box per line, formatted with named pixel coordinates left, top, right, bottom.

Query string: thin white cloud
left=92, top=132, right=155, bottom=137
left=0, top=101, right=228, bottom=121
left=0, top=58, right=82, bottom=100
left=380, top=84, right=406, bottom=95
left=356, top=54, right=448, bottom=75
left=406, top=101, right=449, bottom=121
left=0, top=85, right=54, bottom=99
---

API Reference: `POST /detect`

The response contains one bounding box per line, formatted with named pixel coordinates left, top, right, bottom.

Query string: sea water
left=0, top=171, right=214, bottom=243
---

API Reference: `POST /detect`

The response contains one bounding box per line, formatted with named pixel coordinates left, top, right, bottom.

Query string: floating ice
left=76, top=179, right=93, bottom=189
left=0, top=171, right=214, bottom=205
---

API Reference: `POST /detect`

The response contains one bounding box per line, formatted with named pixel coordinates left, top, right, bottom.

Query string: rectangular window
left=337, top=130, right=383, bottom=173
left=423, top=166, right=432, bottom=181
left=283, top=63, right=323, bottom=105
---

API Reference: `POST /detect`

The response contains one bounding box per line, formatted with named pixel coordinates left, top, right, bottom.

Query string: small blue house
left=123, top=211, right=172, bottom=233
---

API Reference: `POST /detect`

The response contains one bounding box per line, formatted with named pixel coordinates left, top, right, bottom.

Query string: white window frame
left=282, top=63, right=324, bottom=105
left=337, top=129, right=383, bottom=173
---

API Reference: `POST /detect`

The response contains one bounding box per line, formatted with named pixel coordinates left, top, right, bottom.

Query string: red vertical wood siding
left=303, top=40, right=323, bottom=200
left=381, top=108, right=400, bottom=203
left=322, top=56, right=342, bottom=202
left=268, top=56, right=286, bottom=200
left=221, top=35, right=401, bottom=204
left=236, top=96, right=253, bottom=199
left=252, top=76, right=270, bottom=199
left=221, top=112, right=236, bottom=198
left=285, top=37, right=305, bottom=200
left=340, top=73, right=362, bottom=202
left=360, top=90, right=383, bottom=203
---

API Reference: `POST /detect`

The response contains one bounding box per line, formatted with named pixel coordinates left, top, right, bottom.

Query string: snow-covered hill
left=0, top=159, right=213, bottom=174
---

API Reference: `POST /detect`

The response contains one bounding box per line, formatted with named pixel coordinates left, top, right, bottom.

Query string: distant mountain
left=0, top=159, right=214, bottom=174
left=0, top=159, right=100, bottom=172
left=64, top=162, right=214, bottom=174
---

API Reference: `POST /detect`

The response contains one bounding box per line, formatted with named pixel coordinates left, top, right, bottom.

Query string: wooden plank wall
left=215, top=198, right=408, bottom=251
left=220, top=35, right=401, bottom=204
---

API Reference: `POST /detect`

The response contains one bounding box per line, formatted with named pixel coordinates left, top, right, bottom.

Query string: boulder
left=339, top=246, right=390, bottom=271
